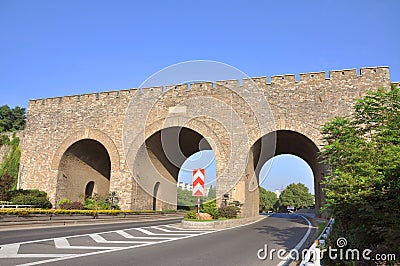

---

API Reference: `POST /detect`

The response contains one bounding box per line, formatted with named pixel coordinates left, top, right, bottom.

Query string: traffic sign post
left=192, top=168, right=205, bottom=219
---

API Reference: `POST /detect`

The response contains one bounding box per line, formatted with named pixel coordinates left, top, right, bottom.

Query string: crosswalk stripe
left=151, top=226, right=210, bottom=233
left=88, top=234, right=151, bottom=244
left=0, top=244, right=20, bottom=257
left=54, top=238, right=118, bottom=250
left=134, top=227, right=196, bottom=236
left=0, top=243, right=78, bottom=258
left=116, top=230, right=171, bottom=240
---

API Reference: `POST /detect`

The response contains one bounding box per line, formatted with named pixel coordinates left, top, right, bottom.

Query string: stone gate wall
left=19, top=66, right=392, bottom=215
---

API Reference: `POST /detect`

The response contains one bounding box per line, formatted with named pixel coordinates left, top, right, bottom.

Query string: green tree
left=0, top=105, right=26, bottom=133
left=259, top=187, right=278, bottom=212
left=177, top=186, right=216, bottom=210
left=11, top=106, right=26, bottom=131
left=207, top=185, right=216, bottom=199
left=177, top=187, right=197, bottom=208
left=279, top=183, right=314, bottom=210
left=321, top=85, right=400, bottom=253
left=0, top=105, right=12, bottom=132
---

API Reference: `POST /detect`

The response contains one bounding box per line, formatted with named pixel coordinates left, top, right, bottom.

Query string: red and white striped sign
left=192, top=168, right=205, bottom=197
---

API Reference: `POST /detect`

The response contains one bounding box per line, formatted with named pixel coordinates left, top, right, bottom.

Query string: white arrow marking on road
left=116, top=230, right=171, bottom=240
left=134, top=227, right=196, bottom=236
left=54, top=238, right=119, bottom=250
left=89, top=234, right=152, bottom=244
left=151, top=226, right=209, bottom=233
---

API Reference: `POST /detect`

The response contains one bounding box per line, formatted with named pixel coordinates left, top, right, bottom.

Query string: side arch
left=248, top=129, right=324, bottom=216
left=51, top=128, right=120, bottom=172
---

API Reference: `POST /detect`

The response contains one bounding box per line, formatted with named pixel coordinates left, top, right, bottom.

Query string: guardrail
left=0, top=205, right=36, bottom=208
left=300, top=217, right=335, bottom=266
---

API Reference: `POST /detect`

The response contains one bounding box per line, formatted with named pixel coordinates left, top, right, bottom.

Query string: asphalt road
left=0, top=214, right=316, bottom=266
left=0, top=218, right=183, bottom=245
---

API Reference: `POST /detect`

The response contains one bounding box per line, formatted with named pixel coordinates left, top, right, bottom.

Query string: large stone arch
left=131, top=125, right=215, bottom=210
left=123, top=80, right=275, bottom=212
left=242, top=129, right=324, bottom=217
left=127, top=115, right=231, bottom=210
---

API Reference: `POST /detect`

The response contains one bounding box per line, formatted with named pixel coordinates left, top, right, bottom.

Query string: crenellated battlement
left=28, top=66, right=390, bottom=108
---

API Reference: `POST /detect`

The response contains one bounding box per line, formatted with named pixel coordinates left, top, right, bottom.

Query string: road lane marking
left=0, top=243, right=78, bottom=259
left=1, top=254, right=78, bottom=258
left=54, top=238, right=120, bottom=250
left=88, top=233, right=152, bottom=244
left=151, top=226, right=210, bottom=233
left=115, top=230, right=171, bottom=240
left=0, top=244, right=20, bottom=257
left=134, top=227, right=197, bottom=236
left=276, top=214, right=313, bottom=266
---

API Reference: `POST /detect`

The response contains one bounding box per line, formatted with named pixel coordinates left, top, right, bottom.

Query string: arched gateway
left=19, top=66, right=392, bottom=217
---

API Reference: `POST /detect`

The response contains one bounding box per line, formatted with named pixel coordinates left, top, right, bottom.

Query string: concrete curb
left=181, top=215, right=265, bottom=229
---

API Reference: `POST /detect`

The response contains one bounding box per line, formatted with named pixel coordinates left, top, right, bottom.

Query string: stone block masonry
left=19, top=66, right=393, bottom=216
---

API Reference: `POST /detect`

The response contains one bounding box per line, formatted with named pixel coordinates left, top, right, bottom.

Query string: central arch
left=132, top=126, right=213, bottom=210
left=246, top=130, right=323, bottom=216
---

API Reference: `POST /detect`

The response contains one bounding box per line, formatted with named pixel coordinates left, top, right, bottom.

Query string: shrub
left=57, top=198, right=71, bottom=206
left=11, top=194, right=52, bottom=209
left=84, top=194, right=119, bottom=210
left=84, top=198, right=98, bottom=210
left=201, top=199, right=218, bottom=219
left=9, top=189, right=52, bottom=209
left=59, top=201, right=84, bottom=210
left=9, top=189, right=48, bottom=198
left=184, top=210, right=197, bottom=220
left=218, top=206, right=238, bottom=219
left=229, top=200, right=243, bottom=213
left=0, top=173, right=15, bottom=201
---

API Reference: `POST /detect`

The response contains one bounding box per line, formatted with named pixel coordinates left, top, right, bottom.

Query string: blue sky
left=259, top=155, right=314, bottom=193
left=1, top=0, right=398, bottom=193
left=1, top=0, right=399, bottom=108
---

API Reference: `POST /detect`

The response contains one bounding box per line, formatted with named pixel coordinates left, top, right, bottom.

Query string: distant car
left=287, top=206, right=295, bottom=213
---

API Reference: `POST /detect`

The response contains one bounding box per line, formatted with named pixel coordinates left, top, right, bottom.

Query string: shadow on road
left=254, top=213, right=315, bottom=251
